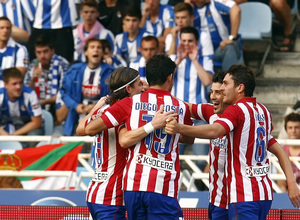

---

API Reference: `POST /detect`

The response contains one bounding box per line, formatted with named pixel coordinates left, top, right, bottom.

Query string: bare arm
left=11, top=25, right=30, bottom=43
left=76, top=96, right=108, bottom=136
left=56, top=104, right=69, bottom=125
left=268, top=142, right=300, bottom=208
left=229, top=4, right=241, bottom=38
left=165, top=117, right=226, bottom=139
left=40, top=95, right=57, bottom=106
left=118, top=105, right=176, bottom=148
left=12, top=116, right=42, bottom=135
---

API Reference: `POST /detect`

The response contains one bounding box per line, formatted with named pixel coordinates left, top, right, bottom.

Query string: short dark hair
left=109, top=67, right=140, bottom=104
left=34, top=34, right=54, bottom=49
left=146, top=54, right=176, bottom=86
left=180, top=26, right=199, bottom=42
left=212, top=71, right=226, bottom=84
left=0, top=16, right=11, bottom=25
left=122, top=5, right=142, bottom=20
left=174, top=2, right=193, bottom=16
left=81, top=0, right=98, bottom=11
left=226, top=65, right=256, bottom=97
left=2, top=68, right=23, bottom=83
left=100, top=39, right=112, bottom=52
left=141, top=35, right=159, bottom=48
left=284, top=112, right=300, bottom=130
left=84, top=38, right=102, bottom=52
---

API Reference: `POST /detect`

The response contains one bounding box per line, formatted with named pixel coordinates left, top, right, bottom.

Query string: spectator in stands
left=277, top=112, right=300, bottom=192
left=73, top=0, right=115, bottom=62
left=60, top=38, right=115, bottom=136
left=98, top=0, right=141, bottom=36
left=129, top=35, right=159, bottom=87
left=101, top=39, right=127, bottom=68
left=23, top=35, right=69, bottom=117
left=190, top=0, right=243, bottom=71
left=0, top=68, right=43, bottom=148
left=0, top=16, right=29, bottom=87
left=114, top=5, right=151, bottom=64
left=169, top=26, right=213, bottom=172
left=140, top=0, right=175, bottom=52
left=165, top=2, right=214, bottom=58
left=0, top=0, right=35, bottom=43
left=27, top=0, right=77, bottom=62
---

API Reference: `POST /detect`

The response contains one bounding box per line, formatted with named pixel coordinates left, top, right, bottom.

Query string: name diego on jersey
left=135, top=102, right=184, bottom=115
left=245, top=164, right=269, bottom=177
left=211, top=136, right=227, bottom=149
left=136, top=153, right=173, bottom=172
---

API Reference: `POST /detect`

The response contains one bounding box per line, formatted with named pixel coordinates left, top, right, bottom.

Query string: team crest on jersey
left=211, top=136, right=227, bottom=149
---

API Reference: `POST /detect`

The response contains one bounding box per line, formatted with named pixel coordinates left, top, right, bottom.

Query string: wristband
left=143, top=122, right=155, bottom=134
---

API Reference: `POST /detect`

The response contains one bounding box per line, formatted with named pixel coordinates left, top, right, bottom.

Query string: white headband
left=113, top=75, right=140, bottom=93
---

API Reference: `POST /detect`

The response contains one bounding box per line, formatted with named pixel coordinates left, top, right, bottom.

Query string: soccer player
left=165, top=65, right=300, bottom=219
left=84, top=54, right=194, bottom=219
left=76, top=67, right=145, bottom=220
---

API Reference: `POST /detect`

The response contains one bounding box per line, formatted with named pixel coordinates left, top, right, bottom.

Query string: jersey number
left=255, top=127, right=266, bottom=162
left=142, top=114, right=173, bottom=155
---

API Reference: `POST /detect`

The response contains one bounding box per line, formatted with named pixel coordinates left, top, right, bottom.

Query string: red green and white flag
left=0, top=142, right=83, bottom=190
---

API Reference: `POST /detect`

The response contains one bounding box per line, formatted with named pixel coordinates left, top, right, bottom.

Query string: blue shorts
left=124, top=191, right=183, bottom=220
left=228, top=200, right=272, bottom=220
left=86, top=202, right=126, bottom=220
left=208, top=203, right=228, bottom=220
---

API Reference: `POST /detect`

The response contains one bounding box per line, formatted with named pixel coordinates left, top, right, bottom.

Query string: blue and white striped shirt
left=114, top=28, right=151, bottom=64
left=143, top=4, right=175, bottom=38
left=0, top=0, right=35, bottom=33
left=33, top=0, right=77, bottom=29
left=170, top=54, right=214, bottom=104
left=193, top=0, right=235, bottom=49
left=129, top=56, right=147, bottom=82
left=0, top=85, right=42, bottom=133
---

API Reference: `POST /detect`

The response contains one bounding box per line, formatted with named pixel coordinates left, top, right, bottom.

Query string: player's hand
left=287, top=182, right=300, bottom=208
left=151, top=105, right=177, bottom=130
left=84, top=104, right=95, bottom=113
left=95, top=95, right=109, bottom=109
left=165, top=117, right=179, bottom=135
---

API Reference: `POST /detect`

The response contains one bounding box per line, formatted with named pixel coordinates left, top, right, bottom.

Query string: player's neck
left=0, top=40, right=7, bottom=49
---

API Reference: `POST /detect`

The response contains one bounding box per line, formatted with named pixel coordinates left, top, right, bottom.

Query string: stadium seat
left=42, top=109, right=54, bottom=136
left=0, top=141, right=23, bottom=150
left=238, top=2, right=272, bottom=75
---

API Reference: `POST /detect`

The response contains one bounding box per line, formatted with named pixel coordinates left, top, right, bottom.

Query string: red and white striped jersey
left=192, top=103, right=228, bottom=209
left=86, top=106, right=127, bottom=206
left=101, top=88, right=193, bottom=198
left=215, top=97, right=277, bottom=204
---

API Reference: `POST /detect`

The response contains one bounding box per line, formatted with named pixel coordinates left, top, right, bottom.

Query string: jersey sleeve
left=215, top=105, right=240, bottom=134
left=191, top=103, right=214, bottom=122
left=100, top=97, right=132, bottom=128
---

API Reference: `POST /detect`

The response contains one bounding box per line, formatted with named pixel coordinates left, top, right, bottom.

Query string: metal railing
left=0, top=136, right=299, bottom=191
